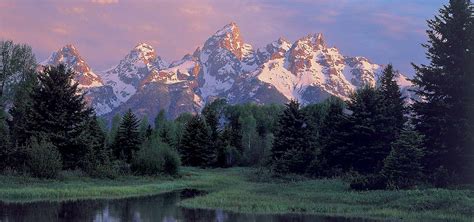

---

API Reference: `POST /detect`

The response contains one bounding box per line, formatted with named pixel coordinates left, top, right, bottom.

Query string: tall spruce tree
left=202, top=99, right=227, bottom=167
left=113, top=109, right=141, bottom=163
left=345, top=86, right=387, bottom=174
left=179, top=115, right=213, bottom=167
left=382, top=128, right=425, bottom=189
left=80, top=116, right=111, bottom=175
left=271, top=100, right=314, bottom=174
left=312, top=97, right=351, bottom=176
left=411, top=0, right=474, bottom=183
left=108, top=113, right=121, bottom=146
left=25, top=65, right=92, bottom=169
left=377, top=64, right=406, bottom=136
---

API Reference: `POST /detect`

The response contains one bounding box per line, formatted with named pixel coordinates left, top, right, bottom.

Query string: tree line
left=0, top=0, right=472, bottom=190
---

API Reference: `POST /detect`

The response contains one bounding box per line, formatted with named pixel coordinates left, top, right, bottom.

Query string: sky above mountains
left=0, top=0, right=446, bottom=75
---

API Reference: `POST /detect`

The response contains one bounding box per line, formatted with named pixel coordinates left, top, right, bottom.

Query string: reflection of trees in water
left=106, top=192, right=182, bottom=221
left=0, top=200, right=105, bottom=221
left=0, top=191, right=365, bottom=222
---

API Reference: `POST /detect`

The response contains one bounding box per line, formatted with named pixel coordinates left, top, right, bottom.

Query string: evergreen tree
left=138, top=116, right=150, bottom=140
left=25, top=65, right=92, bottom=169
left=108, top=113, right=121, bottom=146
left=154, top=109, right=166, bottom=129
left=202, top=99, right=227, bottom=167
left=383, top=128, right=425, bottom=189
left=411, top=0, right=474, bottom=183
left=113, top=109, right=141, bottom=163
left=179, top=115, right=214, bottom=167
left=81, top=117, right=111, bottom=176
left=271, top=100, right=314, bottom=174
left=345, top=86, right=387, bottom=174
left=312, top=97, right=350, bottom=176
left=377, top=64, right=406, bottom=139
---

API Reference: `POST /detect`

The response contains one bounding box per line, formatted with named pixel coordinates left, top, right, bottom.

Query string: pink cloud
left=90, top=0, right=119, bottom=5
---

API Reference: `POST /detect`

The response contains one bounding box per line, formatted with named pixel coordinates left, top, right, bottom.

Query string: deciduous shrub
left=131, top=137, right=180, bottom=176
left=26, top=138, right=63, bottom=179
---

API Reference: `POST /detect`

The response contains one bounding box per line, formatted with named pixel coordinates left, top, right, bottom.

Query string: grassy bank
left=0, top=168, right=473, bottom=221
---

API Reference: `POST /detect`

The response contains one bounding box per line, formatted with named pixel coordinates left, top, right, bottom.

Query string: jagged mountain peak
left=203, top=22, right=246, bottom=60
left=43, top=44, right=103, bottom=88
left=129, top=42, right=157, bottom=65
left=215, top=22, right=240, bottom=36
left=293, top=33, right=326, bottom=51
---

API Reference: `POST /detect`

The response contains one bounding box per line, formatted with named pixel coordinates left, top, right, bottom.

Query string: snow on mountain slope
left=101, top=43, right=168, bottom=103
left=42, top=44, right=103, bottom=88
left=43, top=22, right=413, bottom=119
left=42, top=45, right=118, bottom=115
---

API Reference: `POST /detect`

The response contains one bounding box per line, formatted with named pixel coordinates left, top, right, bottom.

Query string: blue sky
left=0, top=0, right=447, bottom=76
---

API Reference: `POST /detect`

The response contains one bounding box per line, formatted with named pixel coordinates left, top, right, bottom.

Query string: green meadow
left=0, top=167, right=472, bottom=221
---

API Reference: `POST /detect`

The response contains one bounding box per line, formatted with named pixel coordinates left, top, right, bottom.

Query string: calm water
left=0, top=190, right=374, bottom=222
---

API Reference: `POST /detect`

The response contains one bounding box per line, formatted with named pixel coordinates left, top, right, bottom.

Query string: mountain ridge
left=42, top=22, right=412, bottom=119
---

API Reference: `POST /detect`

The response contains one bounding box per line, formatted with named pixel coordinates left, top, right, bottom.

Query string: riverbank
left=0, top=168, right=472, bottom=221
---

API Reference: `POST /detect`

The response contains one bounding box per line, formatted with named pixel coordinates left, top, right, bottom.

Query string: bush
left=382, top=129, right=424, bottom=190
left=131, top=137, right=180, bottom=176
left=162, top=147, right=181, bottom=175
left=26, top=138, right=63, bottom=179
left=350, top=174, right=387, bottom=191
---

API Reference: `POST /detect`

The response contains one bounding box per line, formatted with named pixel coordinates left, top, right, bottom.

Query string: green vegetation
left=0, top=168, right=472, bottom=221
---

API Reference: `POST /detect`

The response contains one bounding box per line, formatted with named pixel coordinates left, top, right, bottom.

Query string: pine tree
left=113, top=109, right=141, bottom=163
left=345, top=86, right=387, bottom=174
left=154, top=109, right=166, bottom=129
left=80, top=116, right=111, bottom=176
left=108, top=113, right=121, bottom=146
left=25, top=65, right=92, bottom=169
left=271, top=100, right=314, bottom=174
left=179, top=115, right=213, bottom=167
left=412, top=0, right=474, bottom=183
left=312, top=97, right=350, bottom=176
left=138, top=116, right=150, bottom=140
left=383, top=128, right=425, bottom=189
left=377, top=64, right=406, bottom=138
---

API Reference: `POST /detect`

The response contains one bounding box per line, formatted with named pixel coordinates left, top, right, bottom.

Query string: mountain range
left=42, top=22, right=412, bottom=119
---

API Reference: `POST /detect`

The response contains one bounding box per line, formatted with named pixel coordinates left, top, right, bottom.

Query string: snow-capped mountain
left=101, top=43, right=168, bottom=104
left=43, top=22, right=412, bottom=119
left=42, top=44, right=103, bottom=88
left=41, top=45, right=118, bottom=115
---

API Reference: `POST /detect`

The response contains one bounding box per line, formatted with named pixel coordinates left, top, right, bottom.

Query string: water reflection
left=0, top=190, right=374, bottom=222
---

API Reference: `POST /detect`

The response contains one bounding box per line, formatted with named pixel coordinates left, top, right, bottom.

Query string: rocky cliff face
left=43, top=22, right=412, bottom=119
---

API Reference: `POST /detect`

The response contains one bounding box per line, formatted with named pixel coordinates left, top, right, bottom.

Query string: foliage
left=0, top=40, right=36, bottom=105
left=25, top=64, right=92, bottom=169
left=411, top=0, right=474, bottom=184
left=271, top=100, right=315, bottom=174
left=131, top=136, right=180, bottom=176
left=81, top=117, right=115, bottom=178
left=26, top=138, right=62, bottom=179
left=113, top=109, right=141, bottom=163
left=350, top=174, right=387, bottom=191
left=383, top=128, right=425, bottom=189
left=179, top=115, right=214, bottom=167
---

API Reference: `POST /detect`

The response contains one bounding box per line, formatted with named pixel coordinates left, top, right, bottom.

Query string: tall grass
left=0, top=167, right=472, bottom=221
